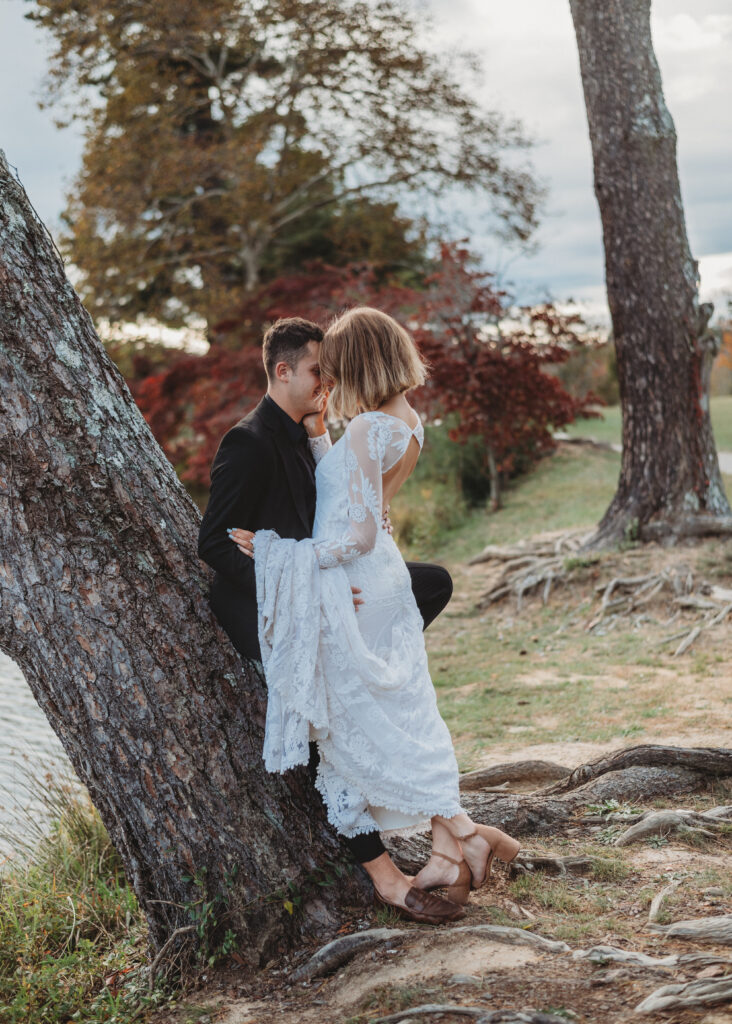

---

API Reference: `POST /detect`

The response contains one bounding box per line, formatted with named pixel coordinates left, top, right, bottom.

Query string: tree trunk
left=568, top=0, right=731, bottom=546
left=0, top=152, right=368, bottom=966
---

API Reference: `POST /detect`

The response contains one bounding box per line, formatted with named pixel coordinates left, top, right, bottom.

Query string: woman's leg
left=314, top=753, right=463, bottom=920
left=432, top=812, right=521, bottom=888
left=413, top=817, right=464, bottom=889
left=360, top=849, right=466, bottom=923
left=360, top=851, right=413, bottom=905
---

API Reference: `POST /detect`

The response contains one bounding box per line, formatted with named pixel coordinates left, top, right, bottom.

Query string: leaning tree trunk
left=569, top=0, right=732, bottom=545
left=0, top=152, right=368, bottom=965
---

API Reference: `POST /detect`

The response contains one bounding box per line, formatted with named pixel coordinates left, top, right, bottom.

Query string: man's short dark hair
left=262, top=317, right=324, bottom=381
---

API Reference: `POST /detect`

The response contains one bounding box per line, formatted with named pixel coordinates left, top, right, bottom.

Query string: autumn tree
left=27, top=0, right=541, bottom=332
left=410, top=245, right=600, bottom=507
left=124, top=246, right=597, bottom=503
left=0, top=152, right=368, bottom=964
left=569, top=0, right=732, bottom=544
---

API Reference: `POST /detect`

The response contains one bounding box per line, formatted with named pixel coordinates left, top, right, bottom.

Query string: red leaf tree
left=409, top=244, right=601, bottom=507
left=125, top=244, right=599, bottom=503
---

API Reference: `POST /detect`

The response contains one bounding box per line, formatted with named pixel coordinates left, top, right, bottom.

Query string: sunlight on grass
left=566, top=395, right=732, bottom=451
left=396, top=446, right=623, bottom=565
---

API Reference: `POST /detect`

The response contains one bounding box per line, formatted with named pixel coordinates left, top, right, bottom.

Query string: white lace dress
left=253, top=411, right=463, bottom=838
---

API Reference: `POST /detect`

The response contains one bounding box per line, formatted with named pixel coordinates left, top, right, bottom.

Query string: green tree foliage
left=27, top=0, right=542, bottom=331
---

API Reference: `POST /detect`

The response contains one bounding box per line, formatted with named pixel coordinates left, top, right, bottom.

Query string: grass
left=565, top=394, right=732, bottom=451
left=390, top=436, right=732, bottom=770
left=0, top=768, right=158, bottom=1024
left=395, top=441, right=624, bottom=564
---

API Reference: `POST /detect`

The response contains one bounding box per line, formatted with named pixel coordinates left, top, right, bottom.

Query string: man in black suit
left=198, top=317, right=454, bottom=906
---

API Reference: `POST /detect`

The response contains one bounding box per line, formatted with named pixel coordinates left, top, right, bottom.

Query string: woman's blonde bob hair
left=320, top=307, right=428, bottom=420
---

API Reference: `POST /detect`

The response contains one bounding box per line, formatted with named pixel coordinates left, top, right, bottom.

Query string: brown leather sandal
left=416, top=851, right=472, bottom=906
left=460, top=825, right=521, bottom=889
left=374, top=885, right=466, bottom=924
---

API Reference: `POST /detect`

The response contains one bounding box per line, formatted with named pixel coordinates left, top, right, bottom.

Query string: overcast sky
left=1, top=0, right=731, bottom=319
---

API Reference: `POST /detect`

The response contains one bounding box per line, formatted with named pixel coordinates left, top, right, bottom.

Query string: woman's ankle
left=436, top=813, right=476, bottom=837
left=363, top=853, right=410, bottom=899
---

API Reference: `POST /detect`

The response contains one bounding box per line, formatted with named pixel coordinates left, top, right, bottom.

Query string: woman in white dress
left=230, top=307, right=519, bottom=924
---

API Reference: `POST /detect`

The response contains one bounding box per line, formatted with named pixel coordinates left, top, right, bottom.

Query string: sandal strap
left=431, top=850, right=464, bottom=866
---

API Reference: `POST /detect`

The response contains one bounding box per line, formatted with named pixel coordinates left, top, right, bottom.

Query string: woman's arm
left=311, top=415, right=384, bottom=568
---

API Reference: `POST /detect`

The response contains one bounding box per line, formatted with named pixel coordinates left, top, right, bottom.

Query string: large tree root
left=289, top=928, right=406, bottom=983
left=614, top=806, right=732, bottom=846
left=371, top=1007, right=570, bottom=1024
left=388, top=745, right=731, bottom=873
left=510, top=853, right=594, bottom=877
left=640, top=515, right=732, bottom=543
left=635, top=975, right=732, bottom=1015
left=472, top=530, right=732, bottom=655
left=290, top=924, right=571, bottom=983
left=542, top=745, right=732, bottom=796
left=460, top=761, right=571, bottom=793
left=650, top=916, right=732, bottom=945
left=573, top=945, right=732, bottom=970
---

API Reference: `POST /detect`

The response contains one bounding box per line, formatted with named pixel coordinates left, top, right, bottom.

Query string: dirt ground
left=164, top=538, right=732, bottom=1024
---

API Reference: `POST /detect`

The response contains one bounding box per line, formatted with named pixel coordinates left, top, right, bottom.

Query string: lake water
left=0, top=650, right=71, bottom=858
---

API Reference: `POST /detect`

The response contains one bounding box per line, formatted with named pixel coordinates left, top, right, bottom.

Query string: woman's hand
left=302, top=389, right=329, bottom=438
left=229, top=527, right=363, bottom=610
left=227, top=527, right=254, bottom=558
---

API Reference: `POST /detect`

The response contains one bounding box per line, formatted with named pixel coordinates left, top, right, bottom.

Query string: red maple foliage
left=125, top=243, right=600, bottom=501
left=410, top=243, right=601, bottom=504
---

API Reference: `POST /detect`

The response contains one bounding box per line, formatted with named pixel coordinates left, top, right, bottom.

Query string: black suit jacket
left=198, top=397, right=313, bottom=660
left=199, top=396, right=454, bottom=662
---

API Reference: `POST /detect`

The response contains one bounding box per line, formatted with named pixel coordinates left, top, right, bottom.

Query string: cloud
left=0, top=1, right=83, bottom=232
left=652, top=13, right=732, bottom=53
left=1, top=0, right=730, bottom=308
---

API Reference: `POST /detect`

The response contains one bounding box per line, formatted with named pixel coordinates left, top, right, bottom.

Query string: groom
left=198, top=316, right=453, bottom=867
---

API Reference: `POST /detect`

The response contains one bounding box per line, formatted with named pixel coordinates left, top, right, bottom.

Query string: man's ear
left=274, top=360, right=291, bottom=384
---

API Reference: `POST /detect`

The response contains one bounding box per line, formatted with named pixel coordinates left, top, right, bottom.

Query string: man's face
left=287, top=340, right=323, bottom=418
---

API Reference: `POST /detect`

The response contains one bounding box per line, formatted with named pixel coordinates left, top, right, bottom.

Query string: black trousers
left=212, top=561, right=453, bottom=863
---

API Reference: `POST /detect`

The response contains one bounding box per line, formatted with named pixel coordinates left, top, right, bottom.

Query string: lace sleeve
left=308, top=431, right=332, bottom=464
left=313, top=415, right=386, bottom=568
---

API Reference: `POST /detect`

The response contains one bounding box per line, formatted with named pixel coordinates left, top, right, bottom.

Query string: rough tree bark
left=569, top=0, right=732, bottom=546
left=0, top=152, right=368, bottom=964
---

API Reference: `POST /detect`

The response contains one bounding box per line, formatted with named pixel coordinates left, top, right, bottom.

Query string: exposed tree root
left=572, top=945, right=732, bottom=971
left=649, top=916, right=732, bottom=945
left=289, top=928, right=406, bottom=983
left=387, top=746, right=731, bottom=872
left=446, top=924, right=570, bottom=954
left=510, top=853, right=594, bottom=877
left=635, top=975, right=732, bottom=1014
left=472, top=529, right=732, bottom=655
left=469, top=532, right=591, bottom=567
left=648, top=879, right=685, bottom=923
left=460, top=761, right=571, bottom=793
left=639, top=514, right=732, bottom=543
left=472, top=531, right=591, bottom=609
left=542, top=745, right=732, bottom=796
left=289, top=924, right=571, bottom=983
left=371, top=1007, right=570, bottom=1023
left=614, top=806, right=732, bottom=847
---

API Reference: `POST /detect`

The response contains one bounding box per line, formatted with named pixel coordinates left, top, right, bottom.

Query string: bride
left=229, top=307, right=519, bottom=924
